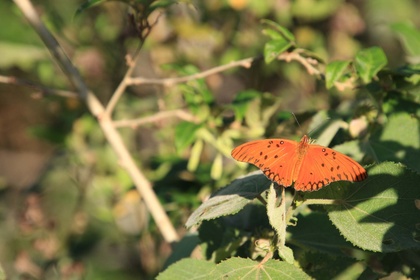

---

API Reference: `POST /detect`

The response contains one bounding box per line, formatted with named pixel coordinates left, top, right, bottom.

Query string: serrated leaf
left=370, top=112, right=420, bottom=172
left=391, top=22, right=420, bottom=58
left=298, top=251, right=365, bottom=280
left=303, top=162, right=420, bottom=252
left=354, top=47, right=388, bottom=83
left=288, top=212, right=355, bottom=255
left=215, top=257, right=310, bottom=279
left=156, top=258, right=217, bottom=280
left=175, top=122, right=202, bottom=153
left=185, top=172, right=271, bottom=228
left=163, top=233, right=201, bottom=270
left=325, top=60, right=351, bottom=89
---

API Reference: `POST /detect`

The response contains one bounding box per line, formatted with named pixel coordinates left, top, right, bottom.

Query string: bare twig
left=14, top=0, right=179, bottom=243
left=113, top=109, right=198, bottom=128
left=0, top=75, right=78, bottom=98
left=127, top=57, right=255, bottom=86
left=104, top=55, right=140, bottom=116
left=278, top=50, right=321, bottom=76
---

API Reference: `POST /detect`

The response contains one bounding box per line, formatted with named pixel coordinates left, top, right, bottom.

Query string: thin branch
left=104, top=54, right=140, bottom=117
left=14, top=0, right=179, bottom=243
left=0, top=75, right=78, bottom=98
left=113, top=109, right=198, bottom=128
left=278, top=50, right=321, bottom=76
left=127, top=57, right=256, bottom=86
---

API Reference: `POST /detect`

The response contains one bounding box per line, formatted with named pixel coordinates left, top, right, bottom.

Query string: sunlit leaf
left=156, top=258, right=217, bottom=280
left=215, top=257, right=310, bottom=279
left=175, top=122, right=203, bottom=153
left=370, top=112, right=420, bottom=172
left=354, top=47, right=388, bottom=83
left=325, top=60, right=351, bottom=89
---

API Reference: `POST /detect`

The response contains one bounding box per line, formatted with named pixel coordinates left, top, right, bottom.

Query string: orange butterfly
left=231, top=135, right=367, bottom=191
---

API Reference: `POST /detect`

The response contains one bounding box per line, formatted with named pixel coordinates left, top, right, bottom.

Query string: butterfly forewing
left=231, top=139, right=299, bottom=187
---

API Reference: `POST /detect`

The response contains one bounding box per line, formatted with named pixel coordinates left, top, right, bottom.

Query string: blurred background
left=0, top=0, right=419, bottom=279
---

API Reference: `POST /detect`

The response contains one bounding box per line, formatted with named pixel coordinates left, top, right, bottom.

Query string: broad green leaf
left=370, top=112, right=420, bottom=172
left=391, top=22, right=420, bottom=58
left=175, top=122, right=203, bottom=153
left=354, top=47, right=388, bottom=83
left=215, top=257, right=310, bottom=280
left=325, top=60, right=351, bottom=89
left=298, top=251, right=365, bottom=280
left=288, top=212, right=355, bottom=255
left=185, top=171, right=271, bottom=228
left=156, top=258, right=217, bottom=280
left=304, top=162, right=420, bottom=252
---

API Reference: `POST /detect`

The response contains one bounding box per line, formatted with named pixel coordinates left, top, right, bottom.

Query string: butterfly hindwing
left=294, top=145, right=367, bottom=191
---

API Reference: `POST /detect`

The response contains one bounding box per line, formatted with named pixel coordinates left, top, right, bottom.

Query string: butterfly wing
left=294, top=145, right=367, bottom=191
left=231, top=139, right=300, bottom=187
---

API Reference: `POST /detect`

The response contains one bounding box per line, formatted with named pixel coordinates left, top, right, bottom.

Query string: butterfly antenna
left=291, top=112, right=301, bottom=128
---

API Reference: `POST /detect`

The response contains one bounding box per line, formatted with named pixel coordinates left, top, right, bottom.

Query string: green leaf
left=288, top=212, right=355, bottom=255
left=354, top=47, right=388, bottom=83
left=185, top=171, right=271, bottom=228
left=231, top=90, right=261, bottom=122
left=215, top=257, right=310, bottom=279
left=298, top=251, right=365, bottom=280
left=264, top=39, right=293, bottom=64
left=325, top=60, right=351, bottom=89
left=333, top=140, right=367, bottom=163
left=156, top=258, right=217, bottom=280
left=162, top=233, right=201, bottom=270
left=175, top=122, right=203, bottom=153
left=262, top=20, right=295, bottom=64
left=210, top=153, right=223, bottom=180
left=391, top=22, right=420, bottom=59
left=261, top=19, right=295, bottom=42
left=187, top=139, right=203, bottom=172
left=304, top=162, right=420, bottom=252
left=370, top=112, right=420, bottom=172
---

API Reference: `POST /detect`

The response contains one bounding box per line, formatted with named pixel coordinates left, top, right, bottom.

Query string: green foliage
left=158, top=257, right=310, bottom=280
left=3, top=0, right=420, bottom=279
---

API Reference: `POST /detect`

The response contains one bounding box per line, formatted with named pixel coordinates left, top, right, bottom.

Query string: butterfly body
left=231, top=135, right=367, bottom=191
